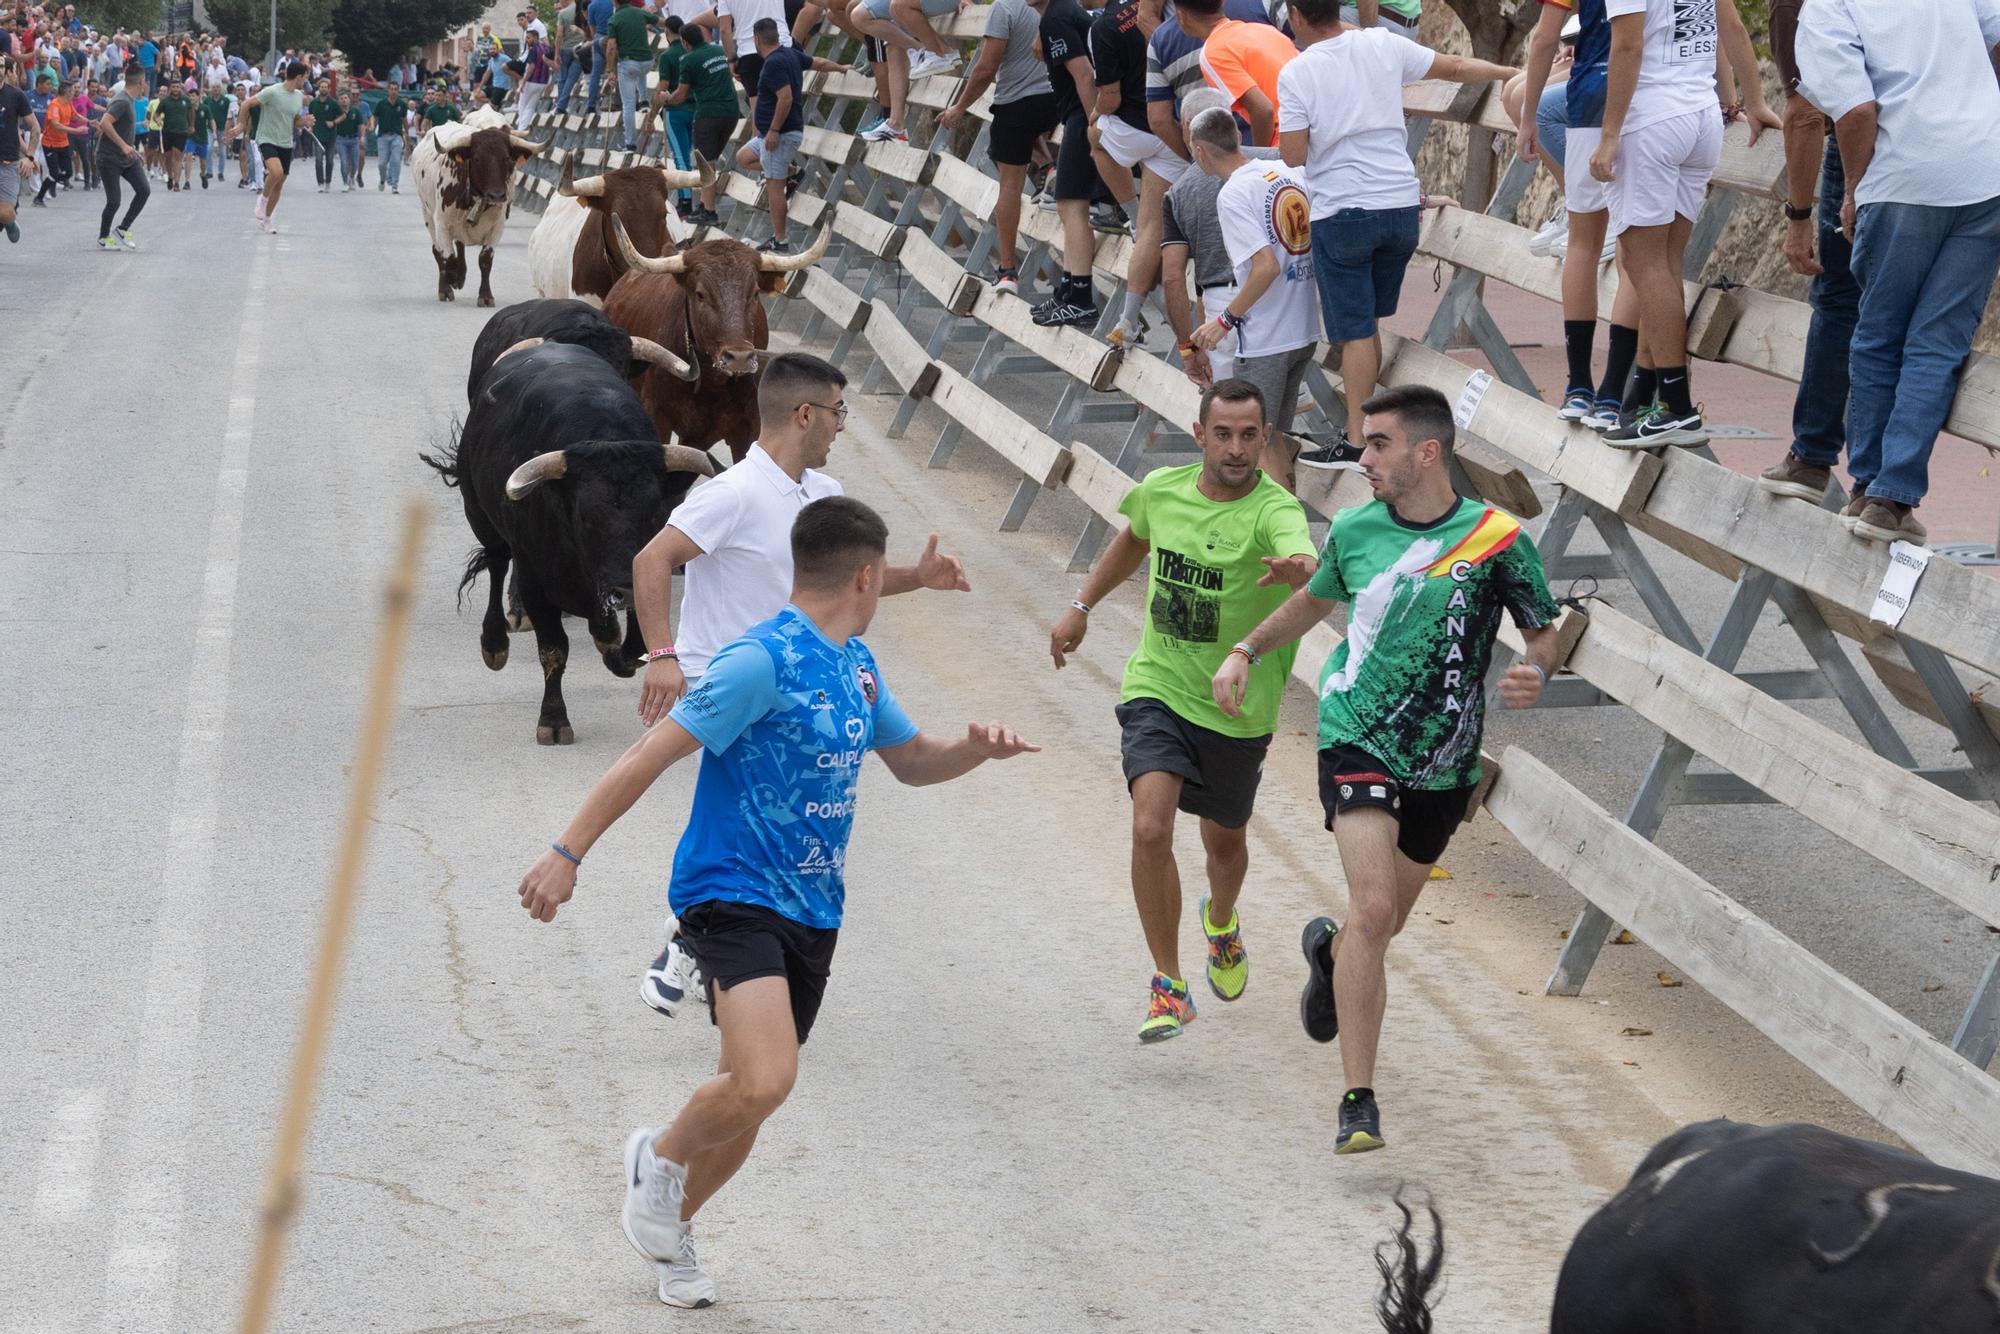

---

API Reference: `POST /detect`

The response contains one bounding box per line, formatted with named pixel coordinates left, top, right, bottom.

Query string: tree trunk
left=1437, top=0, right=1536, bottom=62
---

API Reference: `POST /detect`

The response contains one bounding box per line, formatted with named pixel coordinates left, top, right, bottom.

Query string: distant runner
left=243, top=61, right=312, bottom=233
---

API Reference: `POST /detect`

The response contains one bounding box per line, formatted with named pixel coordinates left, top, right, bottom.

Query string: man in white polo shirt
left=630, top=352, right=972, bottom=1014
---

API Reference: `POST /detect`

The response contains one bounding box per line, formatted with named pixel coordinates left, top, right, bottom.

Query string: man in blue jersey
left=516, top=494, right=1038, bottom=1310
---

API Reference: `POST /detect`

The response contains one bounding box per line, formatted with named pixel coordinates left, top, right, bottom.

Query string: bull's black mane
left=1375, top=1188, right=1445, bottom=1334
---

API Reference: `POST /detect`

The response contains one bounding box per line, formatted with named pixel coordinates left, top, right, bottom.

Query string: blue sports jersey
left=666, top=606, right=920, bottom=929
left=1567, top=0, right=1609, bottom=128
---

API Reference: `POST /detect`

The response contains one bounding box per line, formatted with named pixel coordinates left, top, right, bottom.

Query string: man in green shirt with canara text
left=1050, top=378, right=1317, bottom=1044
left=1214, top=384, right=1561, bottom=1156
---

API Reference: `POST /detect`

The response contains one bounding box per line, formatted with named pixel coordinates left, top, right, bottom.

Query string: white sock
left=1121, top=291, right=1145, bottom=326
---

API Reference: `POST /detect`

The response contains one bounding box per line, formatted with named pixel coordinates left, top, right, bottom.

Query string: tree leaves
left=330, top=0, right=488, bottom=76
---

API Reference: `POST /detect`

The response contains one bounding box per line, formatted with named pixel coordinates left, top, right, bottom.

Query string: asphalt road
left=0, top=166, right=1988, bottom=1331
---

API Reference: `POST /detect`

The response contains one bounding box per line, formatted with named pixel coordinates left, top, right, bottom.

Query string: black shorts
left=1116, top=697, right=1271, bottom=830
left=260, top=145, right=293, bottom=172
left=734, top=51, right=764, bottom=99
left=141, top=131, right=160, bottom=148
left=677, top=899, right=838, bottom=1044
left=162, top=130, right=187, bottom=151
left=1052, top=108, right=1095, bottom=200
left=1318, top=744, right=1476, bottom=866
left=988, top=91, right=1057, bottom=167
left=692, top=114, right=738, bottom=163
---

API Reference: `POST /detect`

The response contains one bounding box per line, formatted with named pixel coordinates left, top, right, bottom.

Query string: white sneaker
left=859, top=119, right=908, bottom=143
left=641, top=932, right=707, bottom=1015
left=622, top=1128, right=688, bottom=1263
left=908, top=49, right=961, bottom=81
left=657, top=1226, right=719, bottom=1308
left=1526, top=213, right=1566, bottom=257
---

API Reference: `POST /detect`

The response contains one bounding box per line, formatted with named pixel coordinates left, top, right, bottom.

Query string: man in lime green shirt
left=1049, top=377, right=1316, bottom=1043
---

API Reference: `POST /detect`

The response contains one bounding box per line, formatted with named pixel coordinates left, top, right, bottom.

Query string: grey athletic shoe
left=657, top=1226, right=719, bottom=1308
left=621, top=1128, right=688, bottom=1263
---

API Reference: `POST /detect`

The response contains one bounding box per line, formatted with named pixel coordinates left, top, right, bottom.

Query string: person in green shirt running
left=157, top=83, right=191, bottom=190
left=242, top=61, right=314, bottom=232
left=372, top=82, right=411, bottom=192
left=1049, top=378, right=1317, bottom=1044
left=1214, top=383, right=1561, bottom=1157
left=422, top=86, right=462, bottom=129
left=307, top=78, right=341, bottom=191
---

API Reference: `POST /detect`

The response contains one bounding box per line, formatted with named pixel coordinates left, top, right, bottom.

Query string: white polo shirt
left=668, top=443, right=843, bottom=677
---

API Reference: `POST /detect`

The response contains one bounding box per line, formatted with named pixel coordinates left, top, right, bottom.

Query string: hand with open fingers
left=518, top=850, right=578, bottom=922
left=1258, top=553, right=1316, bottom=588
left=1422, top=194, right=1458, bottom=210
left=939, top=105, right=964, bottom=131
left=1589, top=133, right=1617, bottom=184
left=966, top=720, right=1040, bottom=759
left=1049, top=606, right=1087, bottom=668
left=915, top=532, right=971, bottom=591
left=638, top=656, right=688, bottom=725
left=1498, top=662, right=1546, bottom=709
left=1211, top=652, right=1250, bottom=717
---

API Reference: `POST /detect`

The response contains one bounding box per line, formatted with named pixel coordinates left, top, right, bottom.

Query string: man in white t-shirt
left=1275, top=0, right=1515, bottom=464
left=630, top=353, right=972, bottom=1014
left=1589, top=0, right=1774, bottom=450
left=1186, top=104, right=1319, bottom=483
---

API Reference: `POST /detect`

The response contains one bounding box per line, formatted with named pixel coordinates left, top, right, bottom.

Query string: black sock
left=1344, top=1087, right=1375, bottom=1103
left=1657, top=366, right=1694, bottom=416
left=1597, top=323, right=1638, bottom=403
left=1562, top=320, right=1596, bottom=394
left=1622, top=365, right=1658, bottom=415
left=1066, top=273, right=1093, bottom=303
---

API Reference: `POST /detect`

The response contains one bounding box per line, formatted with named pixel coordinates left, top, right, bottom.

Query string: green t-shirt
left=1306, top=497, right=1558, bottom=789
left=656, top=44, right=684, bottom=88
left=308, top=94, right=342, bottom=142
left=681, top=42, right=739, bottom=118
left=1117, top=464, right=1313, bottom=738
left=159, top=94, right=190, bottom=134
left=606, top=4, right=656, bottom=59
left=374, top=98, right=409, bottom=135
left=335, top=104, right=369, bottom=138
left=198, top=95, right=231, bottom=140
left=254, top=84, right=306, bottom=147
left=1379, top=0, right=1421, bottom=22
left=423, top=101, right=461, bottom=127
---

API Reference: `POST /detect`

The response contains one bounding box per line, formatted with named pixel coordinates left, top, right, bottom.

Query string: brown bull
left=528, top=155, right=717, bottom=306
left=601, top=217, right=829, bottom=462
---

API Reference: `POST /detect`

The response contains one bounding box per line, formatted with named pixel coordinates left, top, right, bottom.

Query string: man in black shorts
left=1029, top=0, right=1102, bottom=327
left=1213, top=385, right=1564, bottom=1154
left=937, top=0, right=1053, bottom=296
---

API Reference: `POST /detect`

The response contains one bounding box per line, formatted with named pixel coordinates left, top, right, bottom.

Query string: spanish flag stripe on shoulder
left=1424, top=507, right=1521, bottom=578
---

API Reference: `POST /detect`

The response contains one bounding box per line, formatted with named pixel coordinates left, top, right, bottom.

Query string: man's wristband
left=550, top=841, right=582, bottom=866
left=1525, top=663, right=1547, bottom=684
left=642, top=645, right=678, bottom=663
left=1218, top=309, right=1245, bottom=332
left=1783, top=202, right=1813, bottom=222
left=1228, top=641, right=1261, bottom=666
left=1071, top=598, right=1091, bottom=615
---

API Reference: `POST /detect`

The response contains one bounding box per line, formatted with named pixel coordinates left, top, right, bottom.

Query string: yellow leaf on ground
left=1657, top=971, right=1683, bottom=987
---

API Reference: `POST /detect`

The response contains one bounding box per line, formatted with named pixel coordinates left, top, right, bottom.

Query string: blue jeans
left=1535, top=80, right=1567, bottom=172
left=1846, top=193, right=2000, bottom=506
left=665, top=107, right=695, bottom=204
left=336, top=136, right=360, bottom=184
left=617, top=58, right=650, bottom=147
left=1310, top=206, right=1421, bottom=343
left=555, top=45, right=584, bottom=112
left=1790, top=136, right=1858, bottom=468
left=584, top=36, right=608, bottom=111
left=378, top=134, right=403, bottom=189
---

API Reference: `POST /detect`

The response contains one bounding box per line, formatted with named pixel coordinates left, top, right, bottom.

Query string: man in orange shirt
left=1180, top=0, right=1295, bottom=145
left=34, top=73, right=84, bottom=204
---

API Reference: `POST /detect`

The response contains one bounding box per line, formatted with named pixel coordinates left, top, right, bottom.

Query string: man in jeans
left=585, top=0, right=618, bottom=112
left=555, top=2, right=591, bottom=113
left=1798, top=0, right=2000, bottom=545
left=605, top=0, right=667, bottom=151
left=372, top=81, right=411, bottom=193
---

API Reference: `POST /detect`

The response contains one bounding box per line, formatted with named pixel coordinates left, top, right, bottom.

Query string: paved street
left=0, top=170, right=1972, bottom=1331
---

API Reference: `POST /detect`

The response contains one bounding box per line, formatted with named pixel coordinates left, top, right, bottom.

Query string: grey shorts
left=1232, top=342, right=1316, bottom=435
left=750, top=129, right=803, bottom=181
left=0, top=162, right=18, bottom=209
left=1115, top=697, right=1271, bottom=829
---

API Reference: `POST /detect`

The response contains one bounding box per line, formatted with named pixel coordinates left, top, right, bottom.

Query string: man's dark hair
left=1199, top=377, right=1267, bottom=427
left=682, top=22, right=706, bottom=44
left=1176, top=0, right=1224, bottom=16
left=1289, top=0, right=1339, bottom=27
left=665, top=14, right=683, bottom=32
left=285, top=59, right=307, bottom=80
left=792, top=497, right=890, bottom=592
left=758, top=351, right=847, bottom=421
left=1362, top=384, right=1456, bottom=458
left=751, top=16, right=780, bottom=43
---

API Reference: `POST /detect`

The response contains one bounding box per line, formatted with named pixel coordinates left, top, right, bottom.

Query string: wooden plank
left=1063, top=444, right=1137, bottom=523
left=861, top=299, right=941, bottom=398
left=969, top=284, right=1119, bottom=390
left=862, top=137, right=935, bottom=184
left=834, top=201, right=905, bottom=259
left=928, top=368, right=1073, bottom=488
left=793, top=268, right=867, bottom=332
left=1456, top=442, right=1542, bottom=518
left=801, top=125, right=864, bottom=168
left=899, top=230, right=981, bottom=314
left=929, top=153, right=1000, bottom=218
left=1862, top=639, right=2000, bottom=740
left=1293, top=462, right=1373, bottom=525
left=1109, top=342, right=1202, bottom=427
left=1486, top=745, right=2000, bottom=1177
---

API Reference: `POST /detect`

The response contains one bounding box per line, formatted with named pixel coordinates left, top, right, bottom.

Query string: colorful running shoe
left=1201, top=896, right=1247, bottom=1001
left=1335, top=1088, right=1385, bottom=1154
left=1138, top=973, right=1195, bottom=1043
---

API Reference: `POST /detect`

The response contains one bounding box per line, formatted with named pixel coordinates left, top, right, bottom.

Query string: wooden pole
left=238, top=502, right=428, bottom=1334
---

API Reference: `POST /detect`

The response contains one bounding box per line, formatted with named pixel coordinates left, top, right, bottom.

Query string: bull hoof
left=505, top=611, right=532, bottom=633
left=536, top=723, right=576, bottom=745
left=478, top=294, right=495, bottom=308
left=440, top=290, right=455, bottom=302
left=482, top=645, right=508, bottom=670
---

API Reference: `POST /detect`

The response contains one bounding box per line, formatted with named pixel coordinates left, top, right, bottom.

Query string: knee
left=731, top=1063, right=796, bottom=1120
left=1131, top=809, right=1175, bottom=852
left=1345, top=893, right=1398, bottom=948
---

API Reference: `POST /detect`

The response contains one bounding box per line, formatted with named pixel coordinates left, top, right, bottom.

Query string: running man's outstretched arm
left=882, top=532, right=971, bottom=596
left=876, top=721, right=1041, bottom=786
left=1210, top=586, right=1337, bottom=716
left=517, top=720, right=705, bottom=920
left=1049, top=523, right=1150, bottom=667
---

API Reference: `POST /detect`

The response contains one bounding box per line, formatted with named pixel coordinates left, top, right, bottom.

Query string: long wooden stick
left=239, top=502, right=428, bottom=1334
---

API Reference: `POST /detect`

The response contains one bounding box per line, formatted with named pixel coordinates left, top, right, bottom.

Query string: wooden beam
left=1063, top=443, right=1137, bottom=524
left=968, top=285, right=1120, bottom=391
left=927, top=368, right=1074, bottom=488
left=1862, top=639, right=2000, bottom=740
left=899, top=230, right=982, bottom=315
left=1486, top=745, right=2000, bottom=1177
left=861, top=298, right=941, bottom=399
left=791, top=268, right=868, bottom=332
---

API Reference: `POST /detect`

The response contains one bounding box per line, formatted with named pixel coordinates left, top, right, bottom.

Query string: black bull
left=422, top=342, right=714, bottom=744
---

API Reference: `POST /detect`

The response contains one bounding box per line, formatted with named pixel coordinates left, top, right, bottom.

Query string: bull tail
left=418, top=418, right=466, bottom=488
left=454, top=545, right=494, bottom=610
left=1374, top=1187, right=1445, bottom=1334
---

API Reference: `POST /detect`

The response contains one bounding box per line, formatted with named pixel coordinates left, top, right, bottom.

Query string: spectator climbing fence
left=506, top=27, right=2000, bottom=1175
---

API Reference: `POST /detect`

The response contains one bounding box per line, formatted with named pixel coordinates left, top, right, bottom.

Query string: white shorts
left=1564, top=125, right=1608, bottom=215
left=1201, top=281, right=1238, bottom=380
left=1606, top=107, right=1721, bottom=236
left=1096, top=115, right=1188, bottom=186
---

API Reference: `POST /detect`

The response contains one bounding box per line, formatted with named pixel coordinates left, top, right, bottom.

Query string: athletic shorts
left=1232, top=342, right=1315, bottom=436
left=748, top=128, right=802, bottom=180
left=1563, top=124, right=1608, bottom=215
left=1606, top=106, right=1721, bottom=236
left=1052, top=108, right=1096, bottom=200
left=1096, top=113, right=1187, bottom=186
left=1309, top=205, right=1420, bottom=343
left=677, top=898, right=838, bottom=1044
left=260, top=144, right=293, bottom=172
left=1116, top=697, right=1271, bottom=830
left=859, top=0, right=956, bottom=19
left=162, top=130, right=187, bottom=151
left=692, top=114, right=738, bottom=162
left=141, top=131, right=160, bottom=148
left=988, top=91, right=1056, bottom=167
left=735, top=51, right=764, bottom=97
left=0, top=162, right=17, bottom=209
left=1318, top=744, right=1475, bottom=866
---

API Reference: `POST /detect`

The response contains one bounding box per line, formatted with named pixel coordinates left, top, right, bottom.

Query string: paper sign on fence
left=1869, top=541, right=1931, bottom=627
left=1453, top=370, right=1492, bottom=430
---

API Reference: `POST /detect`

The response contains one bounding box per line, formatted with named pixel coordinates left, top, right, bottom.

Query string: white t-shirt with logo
left=1215, top=159, right=1321, bottom=359
left=1605, top=0, right=1720, bottom=132
left=667, top=444, right=843, bottom=677
left=1275, top=28, right=1434, bottom=216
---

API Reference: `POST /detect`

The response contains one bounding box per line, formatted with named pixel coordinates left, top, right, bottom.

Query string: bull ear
left=448, top=146, right=469, bottom=164
left=758, top=269, right=788, bottom=296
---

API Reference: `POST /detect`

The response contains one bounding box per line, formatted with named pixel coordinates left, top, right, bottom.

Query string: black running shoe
left=1032, top=296, right=1099, bottom=329
left=784, top=168, right=803, bottom=200
left=759, top=235, right=795, bottom=254
left=1335, top=1089, right=1384, bottom=1155
left=1296, top=433, right=1364, bottom=471
left=1300, top=916, right=1339, bottom=1042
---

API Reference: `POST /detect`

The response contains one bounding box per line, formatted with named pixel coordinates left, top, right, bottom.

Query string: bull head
left=506, top=443, right=718, bottom=499
left=609, top=215, right=831, bottom=277
left=451, top=130, right=549, bottom=222
left=560, top=152, right=714, bottom=200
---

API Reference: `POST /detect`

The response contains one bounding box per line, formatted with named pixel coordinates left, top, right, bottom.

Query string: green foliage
left=203, top=0, right=338, bottom=55
left=330, top=0, right=485, bottom=73
left=75, top=0, right=170, bottom=31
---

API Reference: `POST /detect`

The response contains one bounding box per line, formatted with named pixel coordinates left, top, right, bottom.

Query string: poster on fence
left=1869, top=542, right=1932, bottom=627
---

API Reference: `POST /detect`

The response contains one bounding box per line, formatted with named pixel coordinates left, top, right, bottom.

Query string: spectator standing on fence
left=655, top=24, right=735, bottom=222
left=0, top=57, right=37, bottom=243
left=1188, top=106, right=1320, bottom=476
left=737, top=18, right=839, bottom=252
left=1213, top=384, right=1563, bottom=1155
left=1028, top=0, right=1110, bottom=329
left=1504, top=6, right=1573, bottom=257
left=93, top=64, right=147, bottom=249
left=516, top=19, right=554, bottom=128
left=713, top=0, right=792, bottom=99
left=1049, top=378, right=1316, bottom=1044
left=848, top=0, right=940, bottom=146
left=555, top=1, right=589, bottom=113
left=1277, top=0, right=1513, bottom=464
left=585, top=0, right=615, bottom=112
left=1159, top=87, right=1278, bottom=393
left=1179, top=0, right=1293, bottom=147
left=1091, top=0, right=1184, bottom=350
left=937, top=0, right=1052, bottom=296
left=1589, top=0, right=1773, bottom=450
left=372, top=82, right=408, bottom=193
left=1795, top=0, right=2000, bottom=545
left=474, top=43, right=515, bottom=113
left=606, top=0, right=667, bottom=152
left=644, top=15, right=697, bottom=214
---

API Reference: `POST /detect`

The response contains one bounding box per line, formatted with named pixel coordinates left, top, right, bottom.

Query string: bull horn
left=663, top=444, right=718, bottom=476
left=610, top=215, right=687, bottom=274
left=629, top=335, right=700, bottom=382
left=505, top=450, right=568, bottom=499
left=558, top=156, right=605, bottom=198
left=508, top=131, right=551, bottom=155
left=497, top=337, right=544, bottom=362
left=658, top=151, right=717, bottom=192
left=757, top=224, right=832, bottom=273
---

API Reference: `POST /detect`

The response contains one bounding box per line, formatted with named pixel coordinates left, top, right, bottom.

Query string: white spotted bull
left=411, top=120, right=548, bottom=306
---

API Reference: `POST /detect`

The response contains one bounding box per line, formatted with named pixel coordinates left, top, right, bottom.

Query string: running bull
left=465, top=298, right=699, bottom=403
left=1552, top=1119, right=2000, bottom=1333
left=411, top=120, right=549, bottom=307
left=529, top=156, right=717, bottom=307
left=423, top=341, right=715, bottom=744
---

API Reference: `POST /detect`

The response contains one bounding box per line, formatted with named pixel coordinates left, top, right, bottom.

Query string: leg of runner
left=1326, top=807, right=1429, bottom=1153
left=1197, top=816, right=1249, bottom=1001
left=1129, top=770, right=1197, bottom=1042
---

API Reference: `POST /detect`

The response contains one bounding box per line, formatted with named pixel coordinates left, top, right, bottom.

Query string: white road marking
left=32, top=1088, right=106, bottom=1217
left=98, top=240, right=273, bottom=1325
